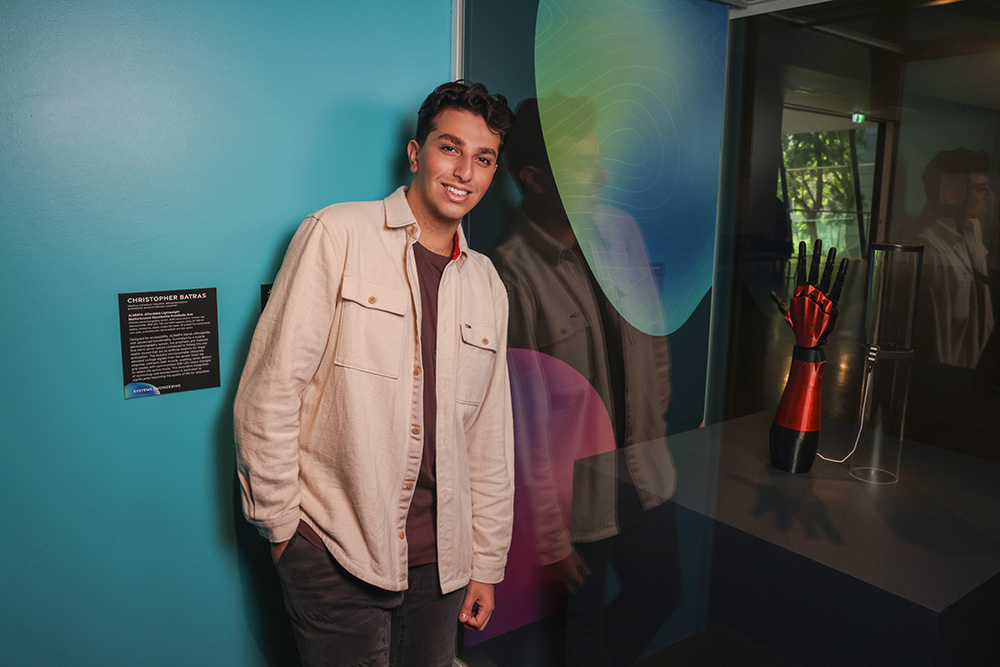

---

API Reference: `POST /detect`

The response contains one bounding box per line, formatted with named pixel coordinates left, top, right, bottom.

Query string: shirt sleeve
left=233, top=215, right=346, bottom=543
left=465, top=276, right=516, bottom=584
left=503, top=273, right=574, bottom=565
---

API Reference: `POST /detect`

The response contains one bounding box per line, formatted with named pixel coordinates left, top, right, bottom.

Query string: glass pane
left=460, top=1, right=1000, bottom=665
left=708, top=4, right=1000, bottom=662
left=461, top=0, right=730, bottom=664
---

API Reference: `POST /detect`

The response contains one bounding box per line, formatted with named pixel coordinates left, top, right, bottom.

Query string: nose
left=595, top=159, right=610, bottom=187
left=453, top=155, right=473, bottom=182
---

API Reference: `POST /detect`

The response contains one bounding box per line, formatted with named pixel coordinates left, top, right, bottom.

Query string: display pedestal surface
left=669, top=411, right=1000, bottom=666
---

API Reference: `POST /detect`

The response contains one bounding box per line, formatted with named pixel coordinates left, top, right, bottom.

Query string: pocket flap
left=341, top=276, right=408, bottom=316
left=460, top=322, right=498, bottom=352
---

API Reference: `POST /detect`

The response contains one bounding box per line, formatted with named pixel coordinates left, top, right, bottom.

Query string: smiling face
left=406, top=108, right=501, bottom=229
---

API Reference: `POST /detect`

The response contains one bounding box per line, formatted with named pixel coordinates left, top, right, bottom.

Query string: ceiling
left=735, top=0, right=1000, bottom=117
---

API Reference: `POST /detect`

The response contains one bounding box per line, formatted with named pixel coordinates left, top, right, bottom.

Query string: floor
left=458, top=620, right=796, bottom=667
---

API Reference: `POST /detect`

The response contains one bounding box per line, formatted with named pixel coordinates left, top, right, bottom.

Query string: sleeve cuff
left=254, top=513, right=300, bottom=544
left=470, top=560, right=507, bottom=585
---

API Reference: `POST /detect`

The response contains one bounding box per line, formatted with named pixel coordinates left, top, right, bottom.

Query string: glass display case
left=459, top=0, right=1000, bottom=664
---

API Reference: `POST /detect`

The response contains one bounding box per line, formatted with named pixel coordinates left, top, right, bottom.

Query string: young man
left=234, top=81, right=515, bottom=666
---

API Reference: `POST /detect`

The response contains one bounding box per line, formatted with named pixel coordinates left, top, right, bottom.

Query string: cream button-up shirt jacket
left=234, top=187, right=514, bottom=594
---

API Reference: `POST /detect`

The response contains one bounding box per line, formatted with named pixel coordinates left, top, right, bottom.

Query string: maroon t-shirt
left=404, top=240, right=452, bottom=566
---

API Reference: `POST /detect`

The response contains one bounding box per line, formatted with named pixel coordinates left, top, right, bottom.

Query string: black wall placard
left=119, top=288, right=220, bottom=399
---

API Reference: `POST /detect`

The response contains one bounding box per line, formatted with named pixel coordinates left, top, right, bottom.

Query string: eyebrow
left=438, top=133, right=498, bottom=158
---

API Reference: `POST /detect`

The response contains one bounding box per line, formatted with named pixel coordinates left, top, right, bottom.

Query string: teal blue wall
left=0, top=1, right=450, bottom=664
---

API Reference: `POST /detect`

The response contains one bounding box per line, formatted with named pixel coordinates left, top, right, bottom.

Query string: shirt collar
left=921, top=211, right=973, bottom=245
left=515, top=207, right=576, bottom=267
left=452, top=225, right=469, bottom=265
left=385, top=186, right=417, bottom=228
left=385, top=186, right=468, bottom=268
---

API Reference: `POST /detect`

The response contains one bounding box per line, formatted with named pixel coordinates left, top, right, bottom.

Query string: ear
left=519, top=166, right=553, bottom=195
left=407, top=140, right=420, bottom=173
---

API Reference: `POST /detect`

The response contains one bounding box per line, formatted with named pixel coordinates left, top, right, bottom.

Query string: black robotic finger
left=808, top=238, right=823, bottom=285
left=796, top=241, right=808, bottom=286
left=770, top=290, right=789, bottom=315
left=818, top=246, right=837, bottom=293
left=828, top=257, right=849, bottom=304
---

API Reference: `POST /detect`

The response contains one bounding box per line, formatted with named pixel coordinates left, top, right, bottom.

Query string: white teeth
left=446, top=186, right=469, bottom=196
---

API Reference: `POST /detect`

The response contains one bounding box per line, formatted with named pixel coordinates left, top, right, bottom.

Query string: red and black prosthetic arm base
left=770, top=345, right=825, bottom=473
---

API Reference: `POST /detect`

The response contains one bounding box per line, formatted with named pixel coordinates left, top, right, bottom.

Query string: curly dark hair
left=504, top=95, right=598, bottom=190
left=922, top=148, right=991, bottom=205
left=415, top=80, right=514, bottom=154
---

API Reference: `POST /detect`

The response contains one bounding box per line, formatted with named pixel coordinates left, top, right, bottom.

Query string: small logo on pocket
left=463, top=323, right=472, bottom=328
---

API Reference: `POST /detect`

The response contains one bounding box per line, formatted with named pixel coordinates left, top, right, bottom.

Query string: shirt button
left=482, top=337, right=489, bottom=345
left=411, top=426, right=421, bottom=435
left=399, top=531, right=405, bottom=540
left=414, top=367, right=421, bottom=376
left=405, top=481, right=414, bottom=490
left=368, top=296, right=377, bottom=304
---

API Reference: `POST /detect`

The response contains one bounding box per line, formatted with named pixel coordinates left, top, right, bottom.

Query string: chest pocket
left=457, top=322, right=498, bottom=406
left=536, top=308, right=593, bottom=382
left=335, top=276, right=409, bottom=378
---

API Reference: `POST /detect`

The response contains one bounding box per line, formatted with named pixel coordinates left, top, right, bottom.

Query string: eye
left=477, top=156, right=493, bottom=167
left=442, top=145, right=458, bottom=153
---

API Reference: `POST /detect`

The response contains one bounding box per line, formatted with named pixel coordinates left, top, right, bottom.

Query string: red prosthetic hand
left=769, top=240, right=848, bottom=473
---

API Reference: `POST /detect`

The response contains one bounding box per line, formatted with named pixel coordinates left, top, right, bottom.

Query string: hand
left=459, top=580, right=495, bottom=631
left=270, top=539, right=291, bottom=565
left=545, top=551, right=591, bottom=593
left=770, top=239, right=849, bottom=348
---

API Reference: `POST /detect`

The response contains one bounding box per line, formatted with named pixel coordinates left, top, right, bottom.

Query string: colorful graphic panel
left=535, top=0, right=726, bottom=335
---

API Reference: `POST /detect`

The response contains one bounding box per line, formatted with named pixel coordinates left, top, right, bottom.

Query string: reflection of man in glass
left=915, top=148, right=994, bottom=368
left=493, top=97, right=680, bottom=666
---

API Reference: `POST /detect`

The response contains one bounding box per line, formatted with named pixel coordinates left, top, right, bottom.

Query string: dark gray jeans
left=276, top=532, right=465, bottom=667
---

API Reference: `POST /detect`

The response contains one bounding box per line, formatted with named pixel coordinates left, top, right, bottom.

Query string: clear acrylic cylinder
left=850, top=244, right=923, bottom=485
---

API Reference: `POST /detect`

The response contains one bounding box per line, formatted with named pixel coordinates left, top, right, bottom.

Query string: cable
left=817, top=344, right=879, bottom=464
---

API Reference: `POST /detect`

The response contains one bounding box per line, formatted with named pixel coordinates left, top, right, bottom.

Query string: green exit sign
left=852, top=112, right=866, bottom=123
